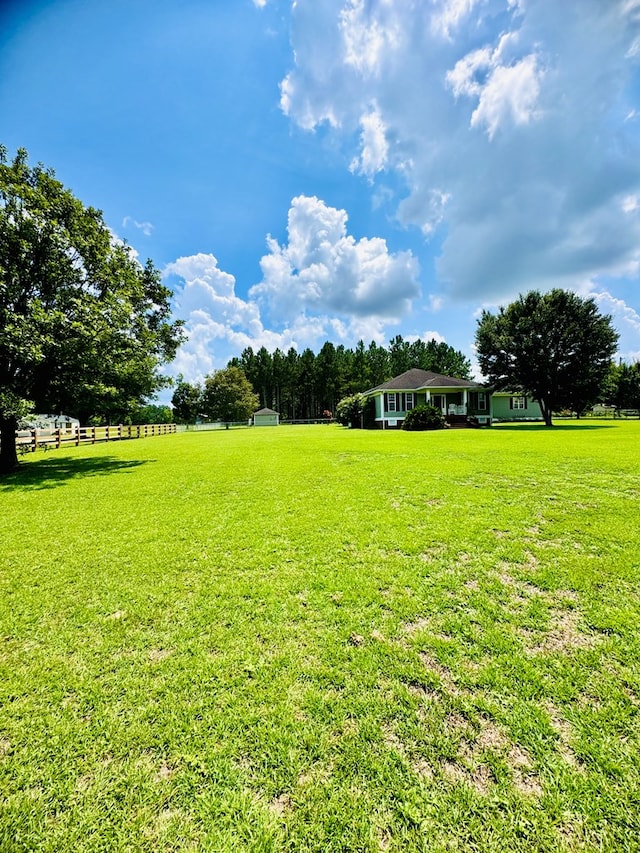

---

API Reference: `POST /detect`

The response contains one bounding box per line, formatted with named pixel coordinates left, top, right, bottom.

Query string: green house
left=362, top=369, right=546, bottom=428
left=363, top=369, right=491, bottom=429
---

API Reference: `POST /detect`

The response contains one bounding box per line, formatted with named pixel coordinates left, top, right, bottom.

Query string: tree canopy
left=603, top=362, right=640, bottom=413
left=475, top=289, right=618, bottom=426
left=171, top=376, right=203, bottom=424
left=201, top=367, right=259, bottom=422
left=0, top=147, right=184, bottom=472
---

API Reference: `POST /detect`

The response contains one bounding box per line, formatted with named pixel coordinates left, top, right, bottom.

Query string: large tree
left=0, top=147, right=184, bottom=472
left=171, top=377, right=202, bottom=424
left=201, top=366, right=259, bottom=422
left=475, top=289, right=618, bottom=426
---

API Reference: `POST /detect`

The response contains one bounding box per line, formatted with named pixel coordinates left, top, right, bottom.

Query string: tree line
left=171, top=336, right=472, bottom=423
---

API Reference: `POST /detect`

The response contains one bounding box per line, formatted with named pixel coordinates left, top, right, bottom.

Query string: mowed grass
left=1, top=423, right=639, bottom=852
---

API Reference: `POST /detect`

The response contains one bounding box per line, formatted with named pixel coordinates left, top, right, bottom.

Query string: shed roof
left=254, top=407, right=279, bottom=415
left=366, top=368, right=484, bottom=393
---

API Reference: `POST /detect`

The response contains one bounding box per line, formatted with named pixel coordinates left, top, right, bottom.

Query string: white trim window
left=511, top=396, right=526, bottom=410
left=477, top=391, right=487, bottom=411
left=406, top=393, right=414, bottom=410
left=388, top=393, right=397, bottom=412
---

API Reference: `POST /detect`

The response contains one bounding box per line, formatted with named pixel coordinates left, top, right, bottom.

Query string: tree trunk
left=0, top=416, right=19, bottom=474
left=540, top=401, right=553, bottom=427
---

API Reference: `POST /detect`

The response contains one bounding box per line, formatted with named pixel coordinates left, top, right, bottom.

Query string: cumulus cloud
left=250, top=195, right=420, bottom=321
left=165, top=253, right=294, bottom=383
left=281, top=0, right=640, bottom=300
left=164, top=198, right=420, bottom=385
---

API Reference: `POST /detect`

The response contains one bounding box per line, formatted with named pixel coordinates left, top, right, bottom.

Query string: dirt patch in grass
left=438, top=713, right=543, bottom=797
left=441, top=757, right=493, bottom=794
left=269, top=792, right=292, bottom=816
left=148, top=647, right=173, bottom=662
left=544, top=701, right=584, bottom=770
left=530, top=609, right=595, bottom=655
left=382, top=723, right=435, bottom=782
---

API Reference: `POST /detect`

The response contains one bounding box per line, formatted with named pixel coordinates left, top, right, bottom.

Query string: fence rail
left=15, top=423, right=177, bottom=454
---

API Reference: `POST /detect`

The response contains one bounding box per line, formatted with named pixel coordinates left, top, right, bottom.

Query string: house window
left=511, top=396, right=526, bottom=410
left=406, top=393, right=414, bottom=410
left=388, top=393, right=397, bottom=412
left=477, top=392, right=487, bottom=411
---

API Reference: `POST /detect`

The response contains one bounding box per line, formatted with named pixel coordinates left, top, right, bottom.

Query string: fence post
left=56, top=429, right=61, bottom=449
left=92, top=427, right=96, bottom=444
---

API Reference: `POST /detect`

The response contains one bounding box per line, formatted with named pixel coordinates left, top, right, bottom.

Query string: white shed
left=253, top=407, right=280, bottom=426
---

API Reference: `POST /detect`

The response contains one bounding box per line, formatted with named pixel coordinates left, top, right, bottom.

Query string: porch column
left=463, top=389, right=468, bottom=413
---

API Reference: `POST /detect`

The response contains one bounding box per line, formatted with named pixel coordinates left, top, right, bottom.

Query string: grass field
left=1, top=423, right=639, bottom=852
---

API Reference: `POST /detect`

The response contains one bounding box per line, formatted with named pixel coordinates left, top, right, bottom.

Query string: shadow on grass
left=1, top=455, right=151, bottom=491
left=493, top=422, right=616, bottom=431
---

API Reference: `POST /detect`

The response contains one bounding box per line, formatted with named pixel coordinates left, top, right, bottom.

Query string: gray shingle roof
left=366, top=368, right=483, bottom=392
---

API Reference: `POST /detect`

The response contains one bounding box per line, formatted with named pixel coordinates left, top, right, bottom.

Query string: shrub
left=402, top=404, right=445, bottom=431
left=336, top=394, right=364, bottom=427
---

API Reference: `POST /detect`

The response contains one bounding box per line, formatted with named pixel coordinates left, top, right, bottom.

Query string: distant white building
left=253, top=407, right=280, bottom=426
left=22, top=414, right=80, bottom=431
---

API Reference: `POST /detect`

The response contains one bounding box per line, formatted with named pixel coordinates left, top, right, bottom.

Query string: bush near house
left=402, top=404, right=445, bottom=430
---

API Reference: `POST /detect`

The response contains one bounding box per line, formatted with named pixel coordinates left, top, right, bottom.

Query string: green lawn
left=1, top=423, right=639, bottom=852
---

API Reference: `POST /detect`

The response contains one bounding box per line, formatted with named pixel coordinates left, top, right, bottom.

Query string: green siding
left=492, top=395, right=542, bottom=420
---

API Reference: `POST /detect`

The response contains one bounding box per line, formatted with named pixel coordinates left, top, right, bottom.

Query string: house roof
left=254, top=407, right=279, bottom=415
left=366, top=368, right=484, bottom=393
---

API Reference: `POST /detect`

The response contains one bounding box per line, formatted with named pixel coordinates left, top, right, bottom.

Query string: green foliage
left=128, top=404, right=173, bottom=425
left=603, top=362, right=640, bottom=412
left=0, top=146, right=184, bottom=472
left=171, top=376, right=202, bottom=423
left=335, top=393, right=365, bottom=427
left=201, top=366, right=259, bottom=422
left=476, top=288, right=618, bottom=426
left=1, top=424, right=640, bottom=850
left=402, top=403, right=445, bottom=430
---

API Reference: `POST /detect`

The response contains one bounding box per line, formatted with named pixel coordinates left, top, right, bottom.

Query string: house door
left=431, top=394, right=445, bottom=412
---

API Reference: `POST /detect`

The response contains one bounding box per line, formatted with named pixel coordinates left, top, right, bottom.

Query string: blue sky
left=2, top=0, right=640, bottom=395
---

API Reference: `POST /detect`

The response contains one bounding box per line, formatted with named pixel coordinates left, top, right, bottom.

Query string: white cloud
left=250, top=195, right=420, bottom=321
left=340, top=0, right=401, bottom=76
left=431, top=0, right=483, bottom=40
left=165, top=253, right=295, bottom=384
left=421, top=330, right=447, bottom=344
left=592, top=289, right=640, bottom=336
left=447, top=46, right=543, bottom=139
left=350, top=106, right=389, bottom=177
left=281, top=0, right=640, bottom=301
left=122, top=216, right=154, bottom=236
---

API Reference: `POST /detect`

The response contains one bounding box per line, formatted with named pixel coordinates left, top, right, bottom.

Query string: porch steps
left=446, top=414, right=474, bottom=429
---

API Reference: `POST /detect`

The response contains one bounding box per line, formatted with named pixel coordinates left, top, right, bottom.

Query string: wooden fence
left=15, top=423, right=177, bottom=454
